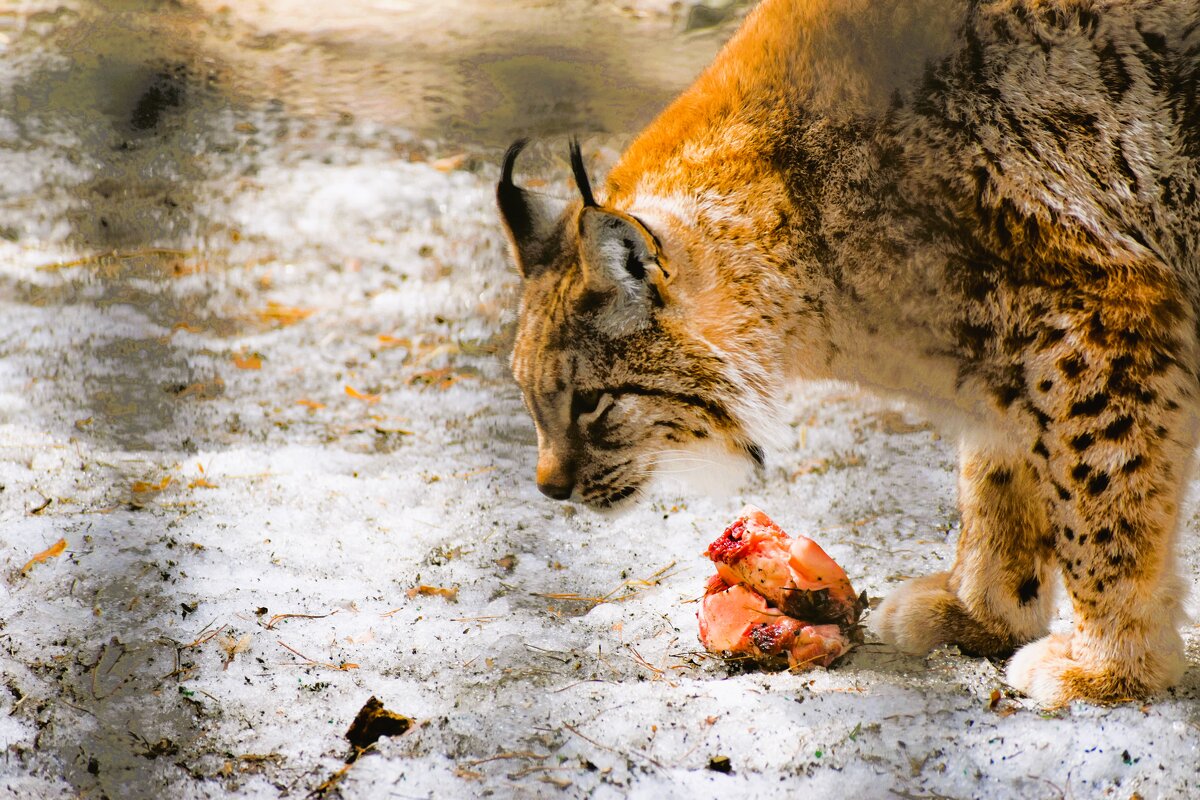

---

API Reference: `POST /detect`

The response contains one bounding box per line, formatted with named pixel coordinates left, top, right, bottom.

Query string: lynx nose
left=537, top=477, right=574, bottom=500
left=536, top=452, right=575, bottom=501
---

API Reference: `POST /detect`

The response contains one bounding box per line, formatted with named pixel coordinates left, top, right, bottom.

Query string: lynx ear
left=578, top=206, right=671, bottom=326
left=497, top=139, right=570, bottom=278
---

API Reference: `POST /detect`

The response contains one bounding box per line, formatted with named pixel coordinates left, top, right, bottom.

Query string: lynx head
left=497, top=139, right=767, bottom=508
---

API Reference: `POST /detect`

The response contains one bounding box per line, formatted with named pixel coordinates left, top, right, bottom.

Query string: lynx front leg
left=1006, top=297, right=1197, bottom=706
left=874, top=448, right=1055, bottom=657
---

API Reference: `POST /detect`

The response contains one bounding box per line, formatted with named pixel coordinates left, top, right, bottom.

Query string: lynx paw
left=873, top=572, right=1020, bottom=657
left=1006, top=632, right=1186, bottom=707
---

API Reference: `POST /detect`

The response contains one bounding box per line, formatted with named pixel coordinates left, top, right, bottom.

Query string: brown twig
left=562, top=723, right=664, bottom=769
left=533, top=562, right=679, bottom=607
left=465, top=751, right=548, bottom=767
left=277, top=640, right=359, bottom=671
left=264, top=611, right=336, bottom=630
left=37, top=247, right=197, bottom=272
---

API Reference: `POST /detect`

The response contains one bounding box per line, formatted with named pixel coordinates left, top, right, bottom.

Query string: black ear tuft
left=569, top=137, right=597, bottom=208
left=501, top=138, right=528, bottom=186
left=497, top=138, right=533, bottom=241
left=496, top=139, right=571, bottom=278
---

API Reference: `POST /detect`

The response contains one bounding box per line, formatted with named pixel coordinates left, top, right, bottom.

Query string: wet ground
left=3, top=1, right=1200, bottom=798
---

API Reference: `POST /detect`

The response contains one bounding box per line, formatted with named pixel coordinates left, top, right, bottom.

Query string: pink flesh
left=697, top=582, right=782, bottom=652
left=704, top=505, right=860, bottom=626
left=698, top=581, right=851, bottom=669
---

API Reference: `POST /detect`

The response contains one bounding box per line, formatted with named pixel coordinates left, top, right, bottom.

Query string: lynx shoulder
left=498, top=0, right=1200, bottom=706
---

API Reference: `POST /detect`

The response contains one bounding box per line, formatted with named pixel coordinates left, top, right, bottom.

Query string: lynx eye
left=571, top=389, right=604, bottom=418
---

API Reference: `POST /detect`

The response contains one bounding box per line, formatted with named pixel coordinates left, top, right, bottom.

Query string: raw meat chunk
left=697, top=505, right=863, bottom=670
left=704, top=505, right=863, bottom=626
left=698, top=576, right=851, bottom=669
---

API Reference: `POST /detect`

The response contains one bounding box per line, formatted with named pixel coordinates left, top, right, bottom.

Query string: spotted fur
left=498, top=0, right=1200, bottom=706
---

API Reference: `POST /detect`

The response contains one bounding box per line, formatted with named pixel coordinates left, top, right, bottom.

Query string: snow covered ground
left=2, top=2, right=1200, bottom=798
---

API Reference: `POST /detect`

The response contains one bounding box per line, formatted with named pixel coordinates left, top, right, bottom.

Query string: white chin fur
left=644, top=438, right=757, bottom=498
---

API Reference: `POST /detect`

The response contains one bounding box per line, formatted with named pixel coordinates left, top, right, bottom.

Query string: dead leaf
left=233, top=352, right=262, bottom=370
left=21, top=538, right=67, bottom=574
left=407, top=368, right=472, bottom=390
left=171, top=377, right=225, bottom=400
left=345, top=696, right=413, bottom=758
left=345, top=385, right=381, bottom=404
left=132, top=476, right=172, bottom=494
left=219, top=633, right=252, bottom=669
left=377, top=335, right=411, bottom=349
left=296, top=398, right=326, bottom=411
left=257, top=302, right=314, bottom=326
left=406, top=585, right=458, bottom=601
left=188, top=477, right=218, bottom=489
left=431, top=153, right=467, bottom=172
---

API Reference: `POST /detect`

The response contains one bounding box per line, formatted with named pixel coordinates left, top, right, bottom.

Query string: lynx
left=497, top=0, right=1200, bottom=706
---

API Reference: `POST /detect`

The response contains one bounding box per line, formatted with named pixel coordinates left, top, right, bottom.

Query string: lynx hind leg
left=1005, top=297, right=1197, bottom=706
left=874, top=450, right=1055, bottom=657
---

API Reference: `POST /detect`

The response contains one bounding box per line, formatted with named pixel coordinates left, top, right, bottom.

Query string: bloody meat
left=698, top=505, right=863, bottom=670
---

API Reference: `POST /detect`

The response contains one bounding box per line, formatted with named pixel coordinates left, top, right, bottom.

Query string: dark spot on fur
left=955, top=321, right=993, bottom=357
left=1038, top=379, right=1053, bottom=392
left=1071, top=463, right=1091, bottom=482
left=1095, top=579, right=1105, bottom=592
left=1119, top=328, right=1142, bottom=347
left=1103, top=415, right=1135, bottom=440
left=1107, top=354, right=1135, bottom=394
left=1139, top=27, right=1168, bottom=54
left=993, top=383, right=1022, bottom=408
left=1097, top=40, right=1132, bottom=100
left=987, top=468, right=1013, bottom=486
left=1064, top=527, right=1075, bottom=541
left=1122, top=454, right=1144, bottom=474
left=1032, top=439, right=1049, bottom=458
left=1069, top=432, right=1094, bottom=452
left=1017, top=576, right=1040, bottom=604
left=1038, top=326, right=1066, bottom=349
left=1070, top=393, right=1109, bottom=417
left=1078, top=534, right=1088, bottom=545
left=1058, top=354, right=1086, bottom=379
left=1108, top=553, right=1123, bottom=566
left=1052, top=480, right=1071, bottom=500
left=1086, top=313, right=1108, bottom=346
left=1094, top=527, right=1113, bottom=544
left=1150, top=348, right=1178, bottom=374
left=577, top=288, right=615, bottom=315
left=1087, top=472, right=1110, bottom=496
